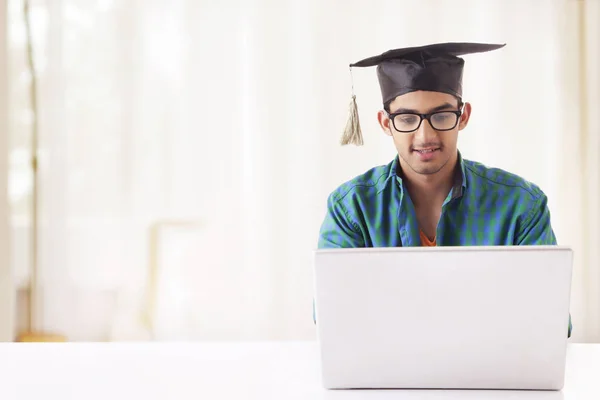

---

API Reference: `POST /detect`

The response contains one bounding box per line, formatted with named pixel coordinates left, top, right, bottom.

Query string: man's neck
left=399, top=156, right=458, bottom=208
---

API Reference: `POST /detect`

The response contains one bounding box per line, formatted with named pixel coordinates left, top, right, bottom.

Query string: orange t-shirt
left=419, top=230, right=437, bottom=247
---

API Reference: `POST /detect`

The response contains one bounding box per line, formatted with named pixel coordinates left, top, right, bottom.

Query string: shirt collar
left=390, top=151, right=467, bottom=199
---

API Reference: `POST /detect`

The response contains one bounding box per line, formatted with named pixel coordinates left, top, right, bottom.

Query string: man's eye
left=399, top=116, right=418, bottom=124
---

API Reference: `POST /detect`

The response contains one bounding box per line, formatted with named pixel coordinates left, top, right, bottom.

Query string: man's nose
left=414, top=118, right=437, bottom=141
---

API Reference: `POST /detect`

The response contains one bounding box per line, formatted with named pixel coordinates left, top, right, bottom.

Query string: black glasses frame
left=387, top=109, right=463, bottom=133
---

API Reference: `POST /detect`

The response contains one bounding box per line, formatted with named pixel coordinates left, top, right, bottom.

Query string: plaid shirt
left=317, top=152, right=572, bottom=337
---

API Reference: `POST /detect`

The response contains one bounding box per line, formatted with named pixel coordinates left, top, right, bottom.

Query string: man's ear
left=377, top=110, right=393, bottom=137
left=458, top=102, right=472, bottom=131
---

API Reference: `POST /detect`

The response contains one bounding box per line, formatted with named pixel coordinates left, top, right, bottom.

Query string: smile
left=414, top=148, right=440, bottom=153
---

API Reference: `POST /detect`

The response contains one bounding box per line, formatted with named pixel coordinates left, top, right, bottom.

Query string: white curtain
left=555, top=0, right=600, bottom=342
left=6, top=0, right=600, bottom=341
left=0, top=0, right=14, bottom=341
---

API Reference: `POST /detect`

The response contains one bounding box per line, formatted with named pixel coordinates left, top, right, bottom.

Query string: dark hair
left=383, top=100, right=393, bottom=113
left=384, top=95, right=463, bottom=113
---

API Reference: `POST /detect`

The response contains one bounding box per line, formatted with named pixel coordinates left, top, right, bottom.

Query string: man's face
left=377, top=91, right=471, bottom=176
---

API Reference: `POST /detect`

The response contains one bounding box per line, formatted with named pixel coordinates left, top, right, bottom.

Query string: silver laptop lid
left=314, top=246, right=573, bottom=390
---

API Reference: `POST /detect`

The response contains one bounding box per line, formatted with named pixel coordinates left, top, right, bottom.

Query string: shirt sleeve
left=516, top=194, right=557, bottom=245
left=515, top=193, right=571, bottom=338
left=317, top=193, right=364, bottom=249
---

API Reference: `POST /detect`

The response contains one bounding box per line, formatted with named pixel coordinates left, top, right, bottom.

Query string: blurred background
left=0, top=0, right=598, bottom=342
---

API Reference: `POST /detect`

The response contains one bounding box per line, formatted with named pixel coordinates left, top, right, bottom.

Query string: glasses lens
left=393, top=114, right=421, bottom=132
left=430, top=112, right=459, bottom=130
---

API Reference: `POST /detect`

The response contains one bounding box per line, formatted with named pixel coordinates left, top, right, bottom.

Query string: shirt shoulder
left=329, top=160, right=394, bottom=204
left=462, top=158, right=546, bottom=201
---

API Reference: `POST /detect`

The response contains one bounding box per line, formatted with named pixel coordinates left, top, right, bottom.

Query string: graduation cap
left=341, top=42, right=506, bottom=146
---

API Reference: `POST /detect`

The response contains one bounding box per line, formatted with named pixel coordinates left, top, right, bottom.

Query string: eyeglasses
left=387, top=108, right=463, bottom=133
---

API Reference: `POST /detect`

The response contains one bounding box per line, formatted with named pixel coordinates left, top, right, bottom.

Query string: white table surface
left=0, top=342, right=597, bottom=400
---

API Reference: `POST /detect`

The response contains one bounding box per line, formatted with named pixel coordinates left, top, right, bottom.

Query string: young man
left=317, top=42, right=571, bottom=336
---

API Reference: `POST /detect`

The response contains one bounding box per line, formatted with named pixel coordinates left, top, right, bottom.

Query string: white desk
left=0, top=342, right=597, bottom=399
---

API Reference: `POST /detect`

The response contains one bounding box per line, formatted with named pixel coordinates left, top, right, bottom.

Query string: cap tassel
left=340, top=95, right=363, bottom=146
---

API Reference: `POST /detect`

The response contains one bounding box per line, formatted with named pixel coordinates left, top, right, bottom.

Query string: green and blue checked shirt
left=317, top=152, right=572, bottom=337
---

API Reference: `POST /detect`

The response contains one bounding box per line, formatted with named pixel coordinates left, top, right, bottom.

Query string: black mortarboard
left=340, top=42, right=506, bottom=146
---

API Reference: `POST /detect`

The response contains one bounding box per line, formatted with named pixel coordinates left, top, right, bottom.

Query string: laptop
left=313, top=245, right=573, bottom=390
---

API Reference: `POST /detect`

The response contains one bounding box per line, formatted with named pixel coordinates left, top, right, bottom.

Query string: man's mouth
left=413, top=147, right=440, bottom=154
